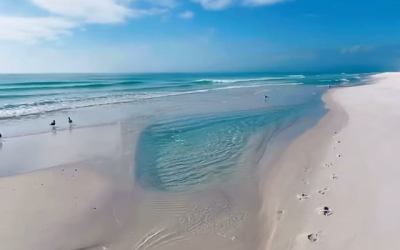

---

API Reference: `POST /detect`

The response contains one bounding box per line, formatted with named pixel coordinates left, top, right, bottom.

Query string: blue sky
left=0, top=0, right=399, bottom=73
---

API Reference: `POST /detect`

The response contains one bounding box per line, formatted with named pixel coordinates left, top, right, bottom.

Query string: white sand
left=262, top=72, right=400, bottom=250
left=0, top=124, right=140, bottom=250
left=0, top=115, right=260, bottom=249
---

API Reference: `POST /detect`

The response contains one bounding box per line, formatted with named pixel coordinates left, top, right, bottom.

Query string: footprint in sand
left=276, top=210, right=284, bottom=220
left=318, top=206, right=333, bottom=216
left=317, top=188, right=329, bottom=195
left=296, top=193, right=310, bottom=201
left=332, top=173, right=339, bottom=181
left=301, top=178, right=310, bottom=185
left=307, top=231, right=322, bottom=243
left=323, top=162, right=334, bottom=168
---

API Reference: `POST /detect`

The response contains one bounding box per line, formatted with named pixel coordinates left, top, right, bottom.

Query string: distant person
left=0, top=133, right=2, bottom=138
left=68, top=117, right=73, bottom=124
left=264, top=95, right=269, bottom=102
left=50, top=120, right=56, bottom=126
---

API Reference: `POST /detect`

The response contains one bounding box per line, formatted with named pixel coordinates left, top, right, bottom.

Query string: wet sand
left=0, top=115, right=264, bottom=250
left=262, top=72, right=400, bottom=250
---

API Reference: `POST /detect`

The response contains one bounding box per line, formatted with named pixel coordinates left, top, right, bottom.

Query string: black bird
left=50, top=120, right=56, bottom=126
left=68, top=117, right=73, bottom=124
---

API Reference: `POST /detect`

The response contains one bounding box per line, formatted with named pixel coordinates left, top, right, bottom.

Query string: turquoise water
left=0, top=73, right=367, bottom=188
left=136, top=103, right=318, bottom=191
left=0, top=73, right=364, bottom=119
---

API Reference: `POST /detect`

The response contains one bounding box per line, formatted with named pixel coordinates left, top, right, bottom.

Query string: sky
left=0, top=0, right=399, bottom=73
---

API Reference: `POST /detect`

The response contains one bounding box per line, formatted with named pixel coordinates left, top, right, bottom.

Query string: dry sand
left=262, top=72, right=400, bottom=250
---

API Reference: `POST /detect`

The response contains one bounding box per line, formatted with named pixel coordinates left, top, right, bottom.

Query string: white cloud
left=0, top=0, right=168, bottom=42
left=192, top=0, right=285, bottom=10
left=340, top=45, right=373, bottom=55
left=148, top=0, right=178, bottom=8
left=30, top=0, right=168, bottom=24
left=179, top=10, right=194, bottom=19
left=130, top=7, right=168, bottom=18
left=192, top=0, right=232, bottom=10
left=242, top=0, right=286, bottom=6
left=0, top=0, right=287, bottom=43
left=0, top=16, right=76, bottom=43
left=31, top=0, right=132, bottom=23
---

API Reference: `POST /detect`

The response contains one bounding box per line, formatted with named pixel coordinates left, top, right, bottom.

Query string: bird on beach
left=68, top=117, right=73, bottom=124
left=50, top=120, right=56, bottom=126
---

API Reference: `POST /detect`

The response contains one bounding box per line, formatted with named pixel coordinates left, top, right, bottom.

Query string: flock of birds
left=0, top=117, right=74, bottom=140
left=50, top=117, right=73, bottom=127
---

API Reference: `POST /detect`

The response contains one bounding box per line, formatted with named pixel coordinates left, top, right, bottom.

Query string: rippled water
left=135, top=103, right=318, bottom=191
left=0, top=73, right=364, bottom=119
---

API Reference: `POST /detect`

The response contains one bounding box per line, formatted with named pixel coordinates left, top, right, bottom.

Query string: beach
left=0, top=72, right=391, bottom=250
left=262, top=72, right=400, bottom=250
left=1, top=0, right=397, bottom=248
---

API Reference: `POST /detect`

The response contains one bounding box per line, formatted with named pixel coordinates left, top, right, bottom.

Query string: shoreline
left=259, top=86, right=348, bottom=250
left=0, top=73, right=371, bottom=250
left=262, top=72, right=400, bottom=250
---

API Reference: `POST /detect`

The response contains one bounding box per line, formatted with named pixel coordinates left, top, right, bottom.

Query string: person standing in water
left=50, top=120, right=56, bottom=126
left=68, top=117, right=73, bottom=124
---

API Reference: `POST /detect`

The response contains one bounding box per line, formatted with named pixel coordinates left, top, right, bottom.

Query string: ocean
left=0, top=73, right=363, bottom=120
left=0, top=72, right=366, bottom=187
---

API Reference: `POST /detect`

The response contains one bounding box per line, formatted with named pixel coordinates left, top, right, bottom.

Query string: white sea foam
left=0, top=82, right=304, bottom=119
left=195, top=75, right=305, bottom=84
